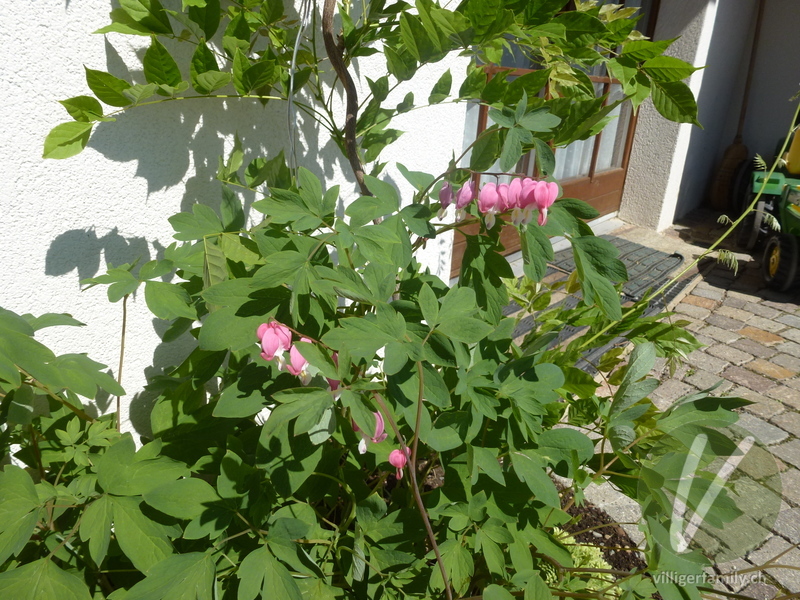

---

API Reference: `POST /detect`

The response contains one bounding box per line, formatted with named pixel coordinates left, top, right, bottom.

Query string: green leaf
left=500, top=127, right=523, bottom=173
left=95, top=8, right=154, bottom=35
left=195, top=71, right=231, bottom=94
left=293, top=342, right=338, bottom=380
left=485, top=585, right=516, bottom=600
left=251, top=251, right=307, bottom=288
left=51, top=353, right=125, bottom=398
left=246, top=151, right=292, bottom=189
left=197, top=307, right=264, bottom=352
left=143, top=37, right=183, bottom=88
left=429, top=69, right=452, bottom=104
left=621, top=38, right=677, bottom=61
left=119, top=0, right=173, bottom=34
left=610, top=342, right=658, bottom=416
left=433, top=540, right=473, bottom=596
left=367, top=76, right=389, bottom=102
left=221, top=186, right=245, bottom=231
left=96, top=436, right=189, bottom=496
left=43, top=122, right=92, bottom=159
left=145, top=282, right=197, bottom=320
left=239, top=546, right=303, bottom=600
left=510, top=450, right=560, bottom=507
left=232, top=50, right=249, bottom=95
left=459, top=64, right=487, bottom=98
left=187, top=0, right=220, bottom=38
left=263, top=389, right=333, bottom=438
left=400, top=204, right=435, bottom=237
left=518, top=107, right=561, bottom=132
left=125, top=552, right=215, bottom=600
left=85, top=67, right=132, bottom=107
left=80, top=495, right=113, bottom=566
left=469, top=129, right=501, bottom=172
left=123, top=82, right=159, bottom=104
left=224, top=11, right=251, bottom=57
left=0, top=466, right=40, bottom=562
left=190, top=41, right=220, bottom=94
left=0, top=559, right=92, bottom=600
left=418, top=283, right=439, bottom=327
left=472, top=446, right=505, bottom=485
left=23, top=313, right=84, bottom=331
left=385, top=45, right=417, bottom=82
left=169, top=204, right=224, bottom=240
left=353, top=223, right=401, bottom=265
left=243, top=60, right=276, bottom=94
left=143, top=478, right=221, bottom=520
left=525, top=572, right=554, bottom=600
left=204, top=237, right=228, bottom=290
left=111, top=495, right=173, bottom=572
left=59, top=96, right=105, bottom=122
left=538, top=428, right=595, bottom=466
left=437, top=317, right=494, bottom=344
left=522, top=222, right=554, bottom=281
left=651, top=80, right=701, bottom=126
left=0, top=511, right=37, bottom=566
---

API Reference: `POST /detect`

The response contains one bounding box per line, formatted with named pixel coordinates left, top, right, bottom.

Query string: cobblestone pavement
left=587, top=213, right=800, bottom=598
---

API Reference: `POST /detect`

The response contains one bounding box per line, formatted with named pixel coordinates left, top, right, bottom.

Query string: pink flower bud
left=389, top=448, right=410, bottom=479
left=439, top=182, right=453, bottom=210
left=257, top=321, right=292, bottom=362
left=455, top=181, right=475, bottom=210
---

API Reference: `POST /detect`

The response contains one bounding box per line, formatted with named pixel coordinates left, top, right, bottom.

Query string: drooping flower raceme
left=389, top=448, right=410, bottom=479
left=286, top=337, right=313, bottom=385
left=474, top=176, right=559, bottom=228
left=438, top=183, right=453, bottom=219
left=257, top=321, right=292, bottom=370
left=455, top=181, right=474, bottom=222
left=353, top=411, right=388, bottom=454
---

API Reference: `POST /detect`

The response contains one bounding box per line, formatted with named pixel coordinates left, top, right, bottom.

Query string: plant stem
left=104, top=93, right=284, bottom=119
left=20, top=369, right=96, bottom=423
left=321, top=0, right=370, bottom=196
left=116, top=294, right=128, bottom=432
left=371, top=393, right=453, bottom=600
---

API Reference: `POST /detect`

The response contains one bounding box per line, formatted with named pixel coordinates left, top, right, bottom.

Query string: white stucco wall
left=619, top=0, right=718, bottom=230
left=0, top=1, right=469, bottom=434
left=740, top=0, right=800, bottom=162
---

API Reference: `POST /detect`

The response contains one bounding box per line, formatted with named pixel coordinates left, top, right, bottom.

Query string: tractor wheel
left=762, top=234, right=800, bottom=291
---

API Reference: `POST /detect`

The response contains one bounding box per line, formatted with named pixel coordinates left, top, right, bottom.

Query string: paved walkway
left=588, top=212, right=800, bottom=599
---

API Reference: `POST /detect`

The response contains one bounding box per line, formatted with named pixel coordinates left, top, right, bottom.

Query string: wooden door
left=450, top=0, right=660, bottom=278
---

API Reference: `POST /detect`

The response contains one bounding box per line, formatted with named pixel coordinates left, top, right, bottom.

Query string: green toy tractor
left=733, top=129, right=800, bottom=291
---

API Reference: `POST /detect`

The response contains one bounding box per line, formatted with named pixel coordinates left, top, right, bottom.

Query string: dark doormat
left=505, top=235, right=692, bottom=372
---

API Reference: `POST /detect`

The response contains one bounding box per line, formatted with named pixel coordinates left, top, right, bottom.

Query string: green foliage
left=9, top=1, right=732, bottom=599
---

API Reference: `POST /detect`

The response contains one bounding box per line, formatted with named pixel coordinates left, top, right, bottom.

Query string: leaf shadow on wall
left=45, top=227, right=151, bottom=281
left=48, top=5, right=370, bottom=438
